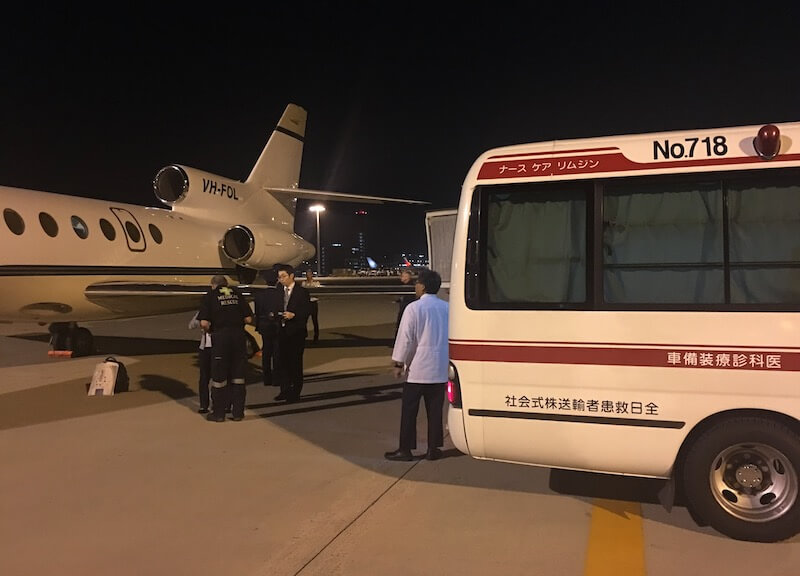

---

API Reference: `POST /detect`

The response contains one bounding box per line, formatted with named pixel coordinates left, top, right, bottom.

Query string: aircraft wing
left=84, top=279, right=414, bottom=312
left=265, top=187, right=430, bottom=205
left=84, top=283, right=210, bottom=316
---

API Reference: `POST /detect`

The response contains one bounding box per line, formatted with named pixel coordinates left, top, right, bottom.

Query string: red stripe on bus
left=449, top=342, right=800, bottom=371
left=477, top=152, right=800, bottom=180
left=449, top=338, right=800, bottom=351
left=486, top=147, right=619, bottom=159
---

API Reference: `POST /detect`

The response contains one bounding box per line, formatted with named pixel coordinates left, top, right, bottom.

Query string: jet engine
left=222, top=225, right=314, bottom=269
left=152, top=164, right=248, bottom=214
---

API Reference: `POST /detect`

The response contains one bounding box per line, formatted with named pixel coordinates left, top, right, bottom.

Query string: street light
left=309, top=204, right=325, bottom=276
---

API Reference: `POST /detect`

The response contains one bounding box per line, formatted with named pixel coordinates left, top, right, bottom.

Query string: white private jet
left=0, top=103, right=426, bottom=356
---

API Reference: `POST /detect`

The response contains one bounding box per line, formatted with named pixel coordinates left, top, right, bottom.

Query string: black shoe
left=206, top=413, right=225, bottom=422
left=274, top=393, right=286, bottom=401
left=384, top=449, right=414, bottom=462
left=198, top=408, right=209, bottom=414
left=426, top=448, right=442, bottom=461
left=232, top=416, right=243, bottom=422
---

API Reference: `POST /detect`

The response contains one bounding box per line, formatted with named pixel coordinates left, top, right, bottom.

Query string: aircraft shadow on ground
left=138, top=374, right=195, bottom=400
left=13, top=333, right=199, bottom=356
left=248, top=380, right=403, bottom=418
left=14, top=332, right=395, bottom=354
left=315, top=332, right=396, bottom=348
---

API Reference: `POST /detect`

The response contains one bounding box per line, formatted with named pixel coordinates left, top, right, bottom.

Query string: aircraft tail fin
left=245, top=104, right=307, bottom=189
left=153, top=104, right=307, bottom=220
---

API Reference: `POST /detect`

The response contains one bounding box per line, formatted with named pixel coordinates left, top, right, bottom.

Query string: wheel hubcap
left=710, top=442, right=798, bottom=522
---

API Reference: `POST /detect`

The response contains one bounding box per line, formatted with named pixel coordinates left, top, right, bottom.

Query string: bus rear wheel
left=682, top=416, right=800, bottom=542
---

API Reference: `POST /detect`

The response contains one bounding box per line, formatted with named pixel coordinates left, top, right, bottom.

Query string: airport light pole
left=309, top=204, right=325, bottom=276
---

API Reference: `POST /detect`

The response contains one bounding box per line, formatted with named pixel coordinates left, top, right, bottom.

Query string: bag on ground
left=88, top=357, right=129, bottom=396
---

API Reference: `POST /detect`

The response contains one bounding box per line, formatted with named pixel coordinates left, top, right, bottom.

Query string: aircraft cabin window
left=125, top=221, right=141, bottom=242
left=71, top=215, right=89, bottom=239
left=3, top=208, right=24, bottom=235
left=99, top=218, right=116, bottom=241
left=39, top=212, right=58, bottom=237
left=149, top=223, right=163, bottom=244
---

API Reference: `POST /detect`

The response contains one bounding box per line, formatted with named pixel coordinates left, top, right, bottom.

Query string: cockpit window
left=39, top=212, right=58, bottom=237
left=3, top=208, right=24, bottom=235
left=71, top=215, right=89, bottom=239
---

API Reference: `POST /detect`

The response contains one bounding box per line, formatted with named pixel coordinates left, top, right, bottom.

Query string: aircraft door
left=110, top=208, right=147, bottom=252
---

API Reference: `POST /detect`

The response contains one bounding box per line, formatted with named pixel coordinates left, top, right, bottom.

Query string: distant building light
left=355, top=210, right=368, bottom=215
left=332, top=243, right=342, bottom=247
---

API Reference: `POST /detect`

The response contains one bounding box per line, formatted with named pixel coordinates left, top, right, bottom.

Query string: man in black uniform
left=275, top=264, right=311, bottom=402
left=197, top=275, right=253, bottom=422
left=254, top=268, right=283, bottom=387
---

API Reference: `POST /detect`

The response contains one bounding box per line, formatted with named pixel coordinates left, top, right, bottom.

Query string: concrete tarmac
left=1, top=296, right=799, bottom=575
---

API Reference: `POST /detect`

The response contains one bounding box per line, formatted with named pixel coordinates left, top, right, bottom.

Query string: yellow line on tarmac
left=584, top=499, right=645, bottom=576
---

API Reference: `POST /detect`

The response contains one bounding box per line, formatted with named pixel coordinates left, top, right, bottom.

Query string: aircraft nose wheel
left=49, top=323, right=95, bottom=357
left=244, top=331, right=259, bottom=359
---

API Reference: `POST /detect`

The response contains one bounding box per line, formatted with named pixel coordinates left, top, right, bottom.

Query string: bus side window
left=465, top=189, right=481, bottom=307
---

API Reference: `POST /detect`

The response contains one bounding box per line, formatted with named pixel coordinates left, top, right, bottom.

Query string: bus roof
left=471, top=121, right=800, bottom=184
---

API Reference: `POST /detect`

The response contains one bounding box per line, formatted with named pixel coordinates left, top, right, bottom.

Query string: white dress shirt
left=188, top=312, right=212, bottom=349
left=284, top=282, right=294, bottom=309
left=391, top=293, right=449, bottom=383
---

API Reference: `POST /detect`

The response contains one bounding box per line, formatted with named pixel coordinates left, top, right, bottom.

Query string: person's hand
left=393, top=363, right=404, bottom=379
left=284, top=311, right=295, bottom=320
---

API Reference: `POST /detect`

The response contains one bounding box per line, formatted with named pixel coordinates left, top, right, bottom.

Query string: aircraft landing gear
left=244, top=331, right=259, bottom=359
left=49, top=322, right=95, bottom=357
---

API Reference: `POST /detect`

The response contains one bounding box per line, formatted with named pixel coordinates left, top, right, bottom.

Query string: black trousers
left=278, top=332, right=306, bottom=400
left=307, top=300, right=319, bottom=341
left=260, top=334, right=279, bottom=386
left=198, top=347, right=212, bottom=410
left=210, top=328, right=248, bottom=419
left=398, top=382, right=446, bottom=451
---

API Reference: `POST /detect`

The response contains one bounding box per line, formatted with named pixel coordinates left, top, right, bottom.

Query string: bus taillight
left=447, top=362, right=462, bottom=408
left=754, top=124, right=781, bottom=159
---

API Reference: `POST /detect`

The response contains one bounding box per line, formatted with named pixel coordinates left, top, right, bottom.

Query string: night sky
left=1, top=4, right=799, bottom=261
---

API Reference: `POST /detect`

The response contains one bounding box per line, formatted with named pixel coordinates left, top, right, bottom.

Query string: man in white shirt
left=385, top=269, right=449, bottom=461
left=188, top=311, right=212, bottom=413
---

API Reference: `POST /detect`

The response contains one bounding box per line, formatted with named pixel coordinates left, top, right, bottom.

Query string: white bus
left=445, top=122, right=800, bottom=542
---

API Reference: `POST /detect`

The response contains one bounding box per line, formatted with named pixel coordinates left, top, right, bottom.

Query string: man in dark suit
left=254, top=268, right=283, bottom=387
left=275, top=264, right=311, bottom=402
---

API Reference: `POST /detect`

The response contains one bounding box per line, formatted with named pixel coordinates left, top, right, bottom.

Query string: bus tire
left=682, top=415, right=800, bottom=542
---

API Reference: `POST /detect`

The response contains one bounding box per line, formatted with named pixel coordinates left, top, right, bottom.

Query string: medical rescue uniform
left=198, top=285, right=252, bottom=421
